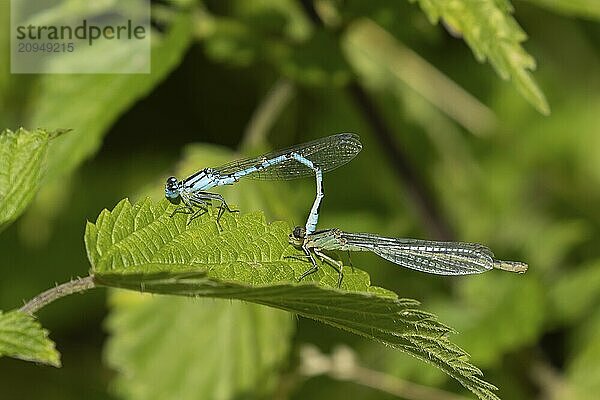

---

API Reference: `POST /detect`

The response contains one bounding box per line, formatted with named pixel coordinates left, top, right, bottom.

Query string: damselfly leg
left=188, top=200, right=210, bottom=224
left=170, top=195, right=210, bottom=224
left=346, top=250, right=355, bottom=272
left=314, top=248, right=344, bottom=288
left=170, top=205, right=194, bottom=217
left=189, top=192, right=239, bottom=229
left=288, top=244, right=344, bottom=287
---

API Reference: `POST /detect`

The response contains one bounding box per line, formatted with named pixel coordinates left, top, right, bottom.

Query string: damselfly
left=289, top=226, right=528, bottom=287
left=165, top=133, right=362, bottom=232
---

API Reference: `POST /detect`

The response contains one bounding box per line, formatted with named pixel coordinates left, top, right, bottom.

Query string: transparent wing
left=213, top=133, right=362, bottom=180
left=339, top=232, right=494, bottom=275
left=373, top=248, right=493, bottom=275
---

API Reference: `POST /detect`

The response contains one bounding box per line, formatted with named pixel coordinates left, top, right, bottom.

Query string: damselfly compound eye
left=165, top=177, right=180, bottom=199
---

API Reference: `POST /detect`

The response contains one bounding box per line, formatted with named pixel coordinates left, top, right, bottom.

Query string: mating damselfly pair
left=165, top=133, right=527, bottom=286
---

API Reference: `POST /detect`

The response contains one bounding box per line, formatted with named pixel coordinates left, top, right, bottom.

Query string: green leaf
left=550, top=260, right=600, bottom=324
left=410, top=0, right=550, bottom=114
left=565, top=310, right=600, bottom=399
left=106, top=293, right=294, bottom=400
left=0, top=310, right=60, bottom=367
left=0, top=128, right=65, bottom=232
left=431, top=274, right=545, bottom=367
left=365, top=273, right=545, bottom=389
left=88, top=198, right=500, bottom=400
left=522, top=0, right=600, bottom=20
left=28, top=8, right=194, bottom=182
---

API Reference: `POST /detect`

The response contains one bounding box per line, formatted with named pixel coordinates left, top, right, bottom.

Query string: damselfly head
left=165, top=176, right=181, bottom=202
left=288, top=226, right=306, bottom=246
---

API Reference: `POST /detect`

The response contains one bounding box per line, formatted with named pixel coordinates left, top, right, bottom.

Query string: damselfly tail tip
left=494, top=260, right=528, bottom=273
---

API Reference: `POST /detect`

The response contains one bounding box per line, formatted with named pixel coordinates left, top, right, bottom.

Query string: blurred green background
left=1, top=0, right=599, bottom=399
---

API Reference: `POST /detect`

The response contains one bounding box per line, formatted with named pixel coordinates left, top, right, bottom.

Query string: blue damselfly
left=165, top=133, right=362, bottom=232
left=289, top=226, right=527, bottom=287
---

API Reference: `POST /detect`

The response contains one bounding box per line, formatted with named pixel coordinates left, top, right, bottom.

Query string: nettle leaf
left=0, top=310, right=60, bottom=367
left=105, top=145, right=301, bottom=400
left=410, top=0, right=550, bottom=114
left=88, top=198, right=499, bottom=400
left=106, top=293, right=294, bottom=400
left=0, top=128, right=65, bottom=232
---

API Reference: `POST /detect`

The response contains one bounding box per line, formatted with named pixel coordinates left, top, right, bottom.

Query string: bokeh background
left=1, top=0, right=600, bottom=399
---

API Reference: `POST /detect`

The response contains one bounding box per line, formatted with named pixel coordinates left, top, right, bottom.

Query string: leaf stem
left=19, top=276, right=96, bottom=315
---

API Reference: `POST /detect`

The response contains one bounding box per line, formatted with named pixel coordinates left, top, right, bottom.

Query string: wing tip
left=337, top=132, right=362, bottom=145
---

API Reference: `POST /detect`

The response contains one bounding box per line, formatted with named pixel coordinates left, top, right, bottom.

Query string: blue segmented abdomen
left=230, top=154, right=288, bottom=180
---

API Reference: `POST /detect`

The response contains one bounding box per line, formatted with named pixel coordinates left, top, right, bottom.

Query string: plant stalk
left=19, top=276, right=96, bottom=315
